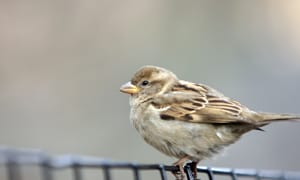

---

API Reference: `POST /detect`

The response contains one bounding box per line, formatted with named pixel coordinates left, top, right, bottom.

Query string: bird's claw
left=172, top=167, right=185, bottom=180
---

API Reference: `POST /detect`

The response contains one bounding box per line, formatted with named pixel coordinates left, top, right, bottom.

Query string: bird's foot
left=190, top=161, right=199, bottom=179
left=172, top=168, right=185, bottom=180
left=172, top=156, right=190, bottom=180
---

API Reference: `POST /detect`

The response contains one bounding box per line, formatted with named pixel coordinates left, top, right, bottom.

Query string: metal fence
left=1, top=147, right=299, bottom=180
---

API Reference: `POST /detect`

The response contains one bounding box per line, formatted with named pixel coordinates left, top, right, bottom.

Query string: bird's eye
left=141, top=80, right=149, bottom=86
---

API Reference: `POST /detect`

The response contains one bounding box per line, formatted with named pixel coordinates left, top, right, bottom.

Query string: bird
left=120, top=65, right=299, bottom=179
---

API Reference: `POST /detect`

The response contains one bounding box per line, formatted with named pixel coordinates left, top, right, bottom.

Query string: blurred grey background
left=0, top=0, right=300, bottom=173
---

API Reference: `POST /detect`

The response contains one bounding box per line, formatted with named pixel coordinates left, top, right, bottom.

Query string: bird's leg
left=191, top=161, right=199, bottom=179
left=172, top=156, right=190, bottom=180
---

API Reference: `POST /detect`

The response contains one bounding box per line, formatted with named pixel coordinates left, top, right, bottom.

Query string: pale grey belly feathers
left=130, top=103, right=242, bottom=161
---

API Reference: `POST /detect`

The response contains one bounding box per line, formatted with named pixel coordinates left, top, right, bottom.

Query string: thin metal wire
left=6, top=161, right=21, bottom=180
left=157, top=165, right=168, bottom=180
left=40, top=160, right=53, bottom=180
left=206, top=167, right=214, bottom=180
left=129, top=163, right=140, bottom=180
left=230, top=169, right=238, bottom=180
left=1, top=147, right=300, bottom=180
left=72, top=164, right=82, bottom=180
left=184, top=164, right=195, bottom=180
left=102, top=165, right=111, bottom=180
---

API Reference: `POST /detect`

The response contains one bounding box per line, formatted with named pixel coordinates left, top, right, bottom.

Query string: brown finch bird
left=120, top=65, right=299, bottom=179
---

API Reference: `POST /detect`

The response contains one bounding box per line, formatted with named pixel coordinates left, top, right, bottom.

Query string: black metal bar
left=6, top=161, right=21, bottom=180
left=72, top=165, right=82, bottom=180
left=230, top=169, right=237, bottom=180
left=132, top=167, right=140, bottom=180
left=158, top=165, right=168, bottom=180
left=129, top=163, right=140, bottom=180
left=102, top=165, right=111, bottom=180
left=206, top=167, right=214, bottom=180
left=184, top=164, right=194, bottom=180
left=40, top=161, right=53, bottom=180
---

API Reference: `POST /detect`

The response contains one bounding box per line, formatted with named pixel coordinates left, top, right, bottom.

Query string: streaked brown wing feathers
left=157, top=82, right=253, bottom=124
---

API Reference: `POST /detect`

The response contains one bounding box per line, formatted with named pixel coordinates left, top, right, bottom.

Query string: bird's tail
left=256, top=112, right=300, bottom=125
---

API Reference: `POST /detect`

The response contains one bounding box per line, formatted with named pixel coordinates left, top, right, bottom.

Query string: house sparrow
left=120, top=65, right=299, bottom=179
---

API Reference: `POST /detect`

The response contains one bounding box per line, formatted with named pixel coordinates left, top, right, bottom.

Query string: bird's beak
left=120, top=82, right=140, bottom=95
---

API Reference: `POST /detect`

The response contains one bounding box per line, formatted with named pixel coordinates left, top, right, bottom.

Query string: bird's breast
left=129, top=102, right=241, bottom=160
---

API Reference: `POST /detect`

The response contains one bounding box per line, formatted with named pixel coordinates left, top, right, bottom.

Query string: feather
left=156, top=82, right=257, bottom=124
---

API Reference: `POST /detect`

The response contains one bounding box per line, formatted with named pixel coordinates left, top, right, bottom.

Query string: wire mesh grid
left=1, top=147, right=299, bottom=180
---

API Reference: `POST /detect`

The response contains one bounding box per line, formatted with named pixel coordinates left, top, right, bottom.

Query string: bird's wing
left=152, top=81, right=256, bottom=124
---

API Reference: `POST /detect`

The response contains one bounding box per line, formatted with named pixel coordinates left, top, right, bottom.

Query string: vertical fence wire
left=6, top=161, right=21, bottom=180
left=40, top=160, right=53, bottom=180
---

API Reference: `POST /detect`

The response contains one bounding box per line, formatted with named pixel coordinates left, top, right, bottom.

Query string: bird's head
left=120, top=66, right=178, bottom=98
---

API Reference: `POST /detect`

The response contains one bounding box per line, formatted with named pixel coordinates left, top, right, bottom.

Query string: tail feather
left=258, top=112, right=300, bottom=123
